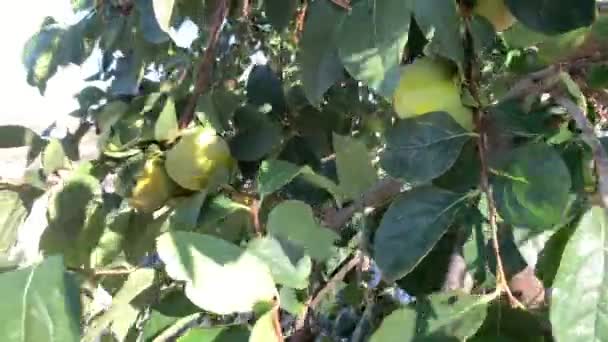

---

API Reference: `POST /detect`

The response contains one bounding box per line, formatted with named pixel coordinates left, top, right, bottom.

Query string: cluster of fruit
left=128, top=127, right=234, bottom=213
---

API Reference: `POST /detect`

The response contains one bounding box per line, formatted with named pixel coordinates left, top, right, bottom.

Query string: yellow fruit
left=165, top=127, right=234, bottom=191
left=474, top=0, right=516, bottom=32
left=129, top=157, right=174, bottom=213
left=393, top=57, right=473, bottom=130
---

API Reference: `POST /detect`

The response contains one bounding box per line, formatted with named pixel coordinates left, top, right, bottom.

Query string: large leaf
left=250, top=308, right=280, bottom=342
left=414, top=0, right=464, bottom=65
left=266, top=200, right=339, bottom=261
left=333, top=133, right=377, bottom=200
left=550, top=206, right=608, bottom=341
left=178, top=326, right=250, bottom=342
left=257, top=159, right=343, bottom=204
left=337, top=0, right=412, bottom=98
left=298, top=0, right=346, bottom=105
left=373, top=186, right=462, bottom=282
left=152, top=0, right=176, bottom=33
left=157, top=232, right=277, bottom=314
left=0, top=190, right=30, bottom=253
left=380, top=112, right=471, bottom=185
left=0, top=256, right=80, bottom=342
left=247, top=236, right=312, bottom=289
left=492, top=142, right=571, bottom=230
left=264, top=0, right=298, bottom=31
left=371, top=291, right=490, bottom=341
left=505, top=0, right=596, bottom=35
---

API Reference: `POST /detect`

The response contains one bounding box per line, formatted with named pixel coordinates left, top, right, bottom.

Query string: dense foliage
left=2, top=0, right=608, bottom=340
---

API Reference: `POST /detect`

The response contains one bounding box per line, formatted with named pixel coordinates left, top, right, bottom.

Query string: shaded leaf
left=0, top=256, right=80, bottom=342
left=374, top=186, right=463, bottom=282
left=265, top=0, right=298, bottom=31
left=157, top=232, right=277, bottom=314
left=550, top=206, right=608, bottom=341
left=333, top=133, right=377, bottom=200
left=337, top=0, right=412, bottom=98
left=299, top=0, right=346, bottom=105
left=371, top=291, right=490, bottom=341
left=266, top=200, right=339, bottom=261
left=505, top=0, right=595, bottom=35
left=177, top=325, right=250, bottom=342
left=380, top=112, right=471, bottom=185
left=229, top=106, right=282, bottom=161
left=492, top=142, right=571, bottom=230
left=0, top=125, right=43, bottom=149
left=414, top=0, right=464, bottom=65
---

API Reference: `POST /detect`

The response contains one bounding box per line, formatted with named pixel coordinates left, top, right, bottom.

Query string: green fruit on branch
left=129, top=156, right=174, bottom=213
left=393, top=57, right=474, bottom=131
left=474, top=0, right=515, bottom=32
left=165, top=127, right=235, bottom=191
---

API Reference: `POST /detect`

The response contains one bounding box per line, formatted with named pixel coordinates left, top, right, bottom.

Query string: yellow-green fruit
left=165, top=127, right=234, bottom=191
left=393, top=57, right=473, bottom=130
left=474, top=0, right=516, bottom=32
left=129, top=157, right=173, bottom=213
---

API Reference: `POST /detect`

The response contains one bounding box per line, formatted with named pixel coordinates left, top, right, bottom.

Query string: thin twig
left=292, top=252, right=362, bottom=341
left=293, top=0, right=308, bottom=44
left=178, top=0, right=228, bottom=129
left=555, top=96, right=608, bottom=208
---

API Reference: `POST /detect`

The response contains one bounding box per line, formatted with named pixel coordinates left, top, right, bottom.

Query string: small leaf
left=42, top=138, right=68, bottom=175
left=380, top=112, right=471, bottom=185
left=0, top=125, right=43, bottom=148
left=374, top=186, right=462, bottom=282
left=492, top=142, right=571, bottom=229
left=247, top=236, right=312, bottom=289
left=157, top=232, right=277, bottom=314
left=333, top=134, right=377, bottom=200
left=178, top=326, right=250, bottom=342
left=257, top=159, right=343, bottom=204
left=371, top=291, right=489, bottom=341
left=267, top=200, right=339, bottom=261
left=414, top=0, right=464, bottom=65
left=0, top=190, right=30, bottom=253
left=337, top=0, right=412, bottom=98
left=264, top=0, right=298, bottom=31
left=155, top=97, right=179, bottom=142
left=299, top=0, right=346, bottom=105
left=0, top=256, right=81, bottom=342
left=505, top=0, right=596, bottom=35
left=152, top=0, right=176, bottom=33
left=550, top=206, right=608, bottom=341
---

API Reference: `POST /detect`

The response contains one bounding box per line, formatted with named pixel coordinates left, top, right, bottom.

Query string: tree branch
left=555, top=96, right=608, bottom=208
left=178, top=0, right=229, bottom=129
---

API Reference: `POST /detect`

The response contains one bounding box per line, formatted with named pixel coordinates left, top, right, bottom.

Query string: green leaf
left=371, top=291, right=490, bottom=341
left=250, top=308, right=279, bottom=342
left=266, top=200, right=339, bottom=261
left=167, top=191, right=208, bottom=231
left=247, top=236, right=312, bottom=289
left=279, top=287, right=305, bottom=316
left=550, top=206, right=608, bottom=341
left=299, top=0, right=346, bottom=105
left=157, top=231, right=277, bottom=314
left=471, top=301, right=549, bottom=341
left=505, top=0, right=596, bottom=35
left=0, top=190, right=30, bottom=252
left=337, top=0, right=411, bottom=98
left=152, top=0, right=176, bottom=33
left=177, top=326, right=250, bottom=342
left=84, top=268, right=156, bottom=342
left=374, top=186, right=463, bottom=282
left=492, top=142, right=571, bottom=229
left=264, top=0, right=298, bottom=31
left=333, top=134, right=377, bottom=200
left=380, top=112, right=471, bottom=185
left=511, top=226, right=556, bottom=268
left=0, top=256, right=81, bottom=342
left=0, top=125, right=43, bottom=148
left=229, top=106, right=282, bottom=161
left=89, top=203, right=133, bottom=268
left=257, top=159, right=343, bottom=204
left=42, top=138, right=68, bottom=175
left=414, top=0, right=464, bottom=65
left=155, top=97, right=179, bottom=142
